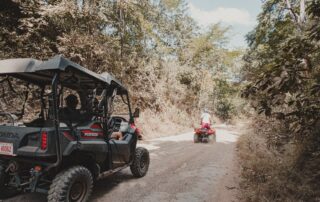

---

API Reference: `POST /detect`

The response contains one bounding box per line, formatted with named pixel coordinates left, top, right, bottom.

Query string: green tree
left=241, top=1, right=320, bottom=199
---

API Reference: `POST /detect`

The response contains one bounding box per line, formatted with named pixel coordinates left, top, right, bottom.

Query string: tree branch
left=299, top=0, right=306, bottom=23
left=284, top=0, right=299, bottom=23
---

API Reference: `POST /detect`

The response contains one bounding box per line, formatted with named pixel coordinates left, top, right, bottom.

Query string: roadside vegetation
left=5, top=0, right=320, bottom=201
left=0, top=0, right=243, bottom=137
left=239, top=0, right=320, bottom=201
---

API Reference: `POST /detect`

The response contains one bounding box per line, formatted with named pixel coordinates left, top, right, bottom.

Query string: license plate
left=0, top=142, right=14, bottom=156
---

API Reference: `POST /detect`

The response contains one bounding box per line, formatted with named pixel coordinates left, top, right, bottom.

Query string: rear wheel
left=0, top=163, right=19, bottom=199
left=208, top=134, right=216, bottom=143
left=194, top=134, right=199, bottom=143
left=48, top=166, right=93, bottom=202
left=130, top=147, right=150, bottom=178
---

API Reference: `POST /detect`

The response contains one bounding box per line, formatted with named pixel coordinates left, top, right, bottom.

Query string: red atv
left=194, top=124, right=216, bottom=143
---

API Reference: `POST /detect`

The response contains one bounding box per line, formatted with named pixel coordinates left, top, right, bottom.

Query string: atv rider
left=201, top=108, right=211, bottom=129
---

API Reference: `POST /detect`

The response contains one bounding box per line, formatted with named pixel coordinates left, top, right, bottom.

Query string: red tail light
left=41, top=131, right=48, bottom=150
left=131, top=123, right=142, bottom=139
left=130, top=123, right=136, bottom=130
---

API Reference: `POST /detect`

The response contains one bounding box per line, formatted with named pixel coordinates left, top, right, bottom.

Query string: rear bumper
left=0, top=154, right=55, bottom=166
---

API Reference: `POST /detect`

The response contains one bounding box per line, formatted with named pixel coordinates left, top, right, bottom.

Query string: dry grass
left=237, top=117, right=320, bottom=202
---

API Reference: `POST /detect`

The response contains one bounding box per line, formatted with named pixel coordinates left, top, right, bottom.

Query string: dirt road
left=3, top=124, right=240, bottom=202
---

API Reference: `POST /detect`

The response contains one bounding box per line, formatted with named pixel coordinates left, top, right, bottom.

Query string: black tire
left=194, top=134, right=199, bottom=143
left=130, top=147, right=150, bottom=178
left=0, top=163, right=19, bottom=199
left=48, top=166, right=93, bottom=202
left=208, top=134, right=216, bottom=143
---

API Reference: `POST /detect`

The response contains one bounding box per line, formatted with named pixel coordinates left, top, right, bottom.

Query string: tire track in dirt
left=93, top=139, right=207, bottom=201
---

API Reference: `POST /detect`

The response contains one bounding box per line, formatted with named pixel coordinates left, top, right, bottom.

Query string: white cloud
left=188, top=3, right=254, bottom=26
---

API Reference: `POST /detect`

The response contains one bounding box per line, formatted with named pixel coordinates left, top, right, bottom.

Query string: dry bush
left=137, top=103, right=197, bottom=139
left=134, top=61, right=200, bottom=138
left=237, top=116, right=320, bottom=202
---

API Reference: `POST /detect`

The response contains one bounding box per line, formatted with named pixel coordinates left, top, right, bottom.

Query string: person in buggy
left=59, top=94, right=80, bottom=121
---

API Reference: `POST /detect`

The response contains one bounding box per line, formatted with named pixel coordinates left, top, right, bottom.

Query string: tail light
left=41, top=131, right=48, bottom=150
left=131, top=123, right=142, bottom=139
left=130, top=123, right=138, bottom=133
left=135, top=127, right=141, bottom=136
left=130, top=123, right=136, bottom=130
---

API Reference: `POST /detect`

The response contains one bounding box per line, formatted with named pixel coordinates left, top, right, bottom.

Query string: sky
left=186, top=0, right=263, bottom=48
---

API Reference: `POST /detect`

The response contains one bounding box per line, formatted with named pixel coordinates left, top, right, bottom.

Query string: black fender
left=63, top=140, right=108, bottom=164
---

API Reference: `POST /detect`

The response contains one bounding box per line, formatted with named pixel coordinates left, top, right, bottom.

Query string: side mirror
left=133, top=108, right=140, bottom=118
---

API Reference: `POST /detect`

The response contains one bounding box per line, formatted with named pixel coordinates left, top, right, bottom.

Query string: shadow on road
left=92, top=171, right=136, bottom=200
left=3, top=172, right=136, bottom=202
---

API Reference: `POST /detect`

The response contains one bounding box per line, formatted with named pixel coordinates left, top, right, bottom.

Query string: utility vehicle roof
left=0, top=55, right=127, bottom=92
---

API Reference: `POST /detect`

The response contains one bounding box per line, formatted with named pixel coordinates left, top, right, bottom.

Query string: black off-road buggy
left=0, top=55, right=150, bottom=201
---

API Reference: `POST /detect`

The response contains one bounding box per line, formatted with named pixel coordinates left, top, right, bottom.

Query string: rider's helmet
left=65, top=94, right=79, bottom=110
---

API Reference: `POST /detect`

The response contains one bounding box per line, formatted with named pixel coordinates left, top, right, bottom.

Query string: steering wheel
left=107, top=116, right=127, bottom=132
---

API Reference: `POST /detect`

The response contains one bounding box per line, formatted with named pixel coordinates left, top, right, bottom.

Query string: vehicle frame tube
left=45, top=72, right=61, bottom=171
